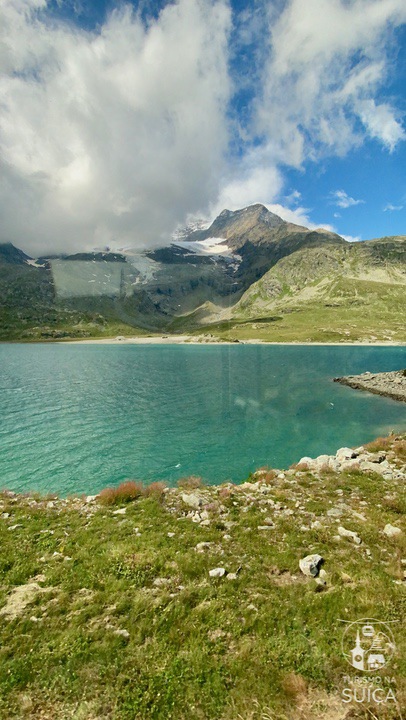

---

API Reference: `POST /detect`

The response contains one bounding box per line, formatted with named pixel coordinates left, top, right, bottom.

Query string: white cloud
left=0, top=0, right=231, bottom=254
left=253, top=0, right=406, bottom=165
left=0, top=0, right=405, bottom=255
left=359, top=99, right=405, bottom=151
left=341, top=234, right=362, bottom=243
left=330, top=190, right=365, bottom=209
left=383, top=203, right=404, bottom=211
left=208, top=160, right=284, bottom=218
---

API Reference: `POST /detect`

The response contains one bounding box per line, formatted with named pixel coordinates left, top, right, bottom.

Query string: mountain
left=0, top=206, right=405, bottom=342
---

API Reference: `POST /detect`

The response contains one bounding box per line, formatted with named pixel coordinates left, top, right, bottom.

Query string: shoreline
left=334, top=369, right=406, bottom=403
left=61, top=335, right=406, bottom=346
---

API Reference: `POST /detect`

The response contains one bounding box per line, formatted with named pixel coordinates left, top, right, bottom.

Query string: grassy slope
left=0, top=435, right=405, bottom=720
left=193, top=242, right=406, bottom=343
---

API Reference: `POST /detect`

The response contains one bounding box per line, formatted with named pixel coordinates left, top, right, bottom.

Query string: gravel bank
left=334, top=368, right=406, bottom=402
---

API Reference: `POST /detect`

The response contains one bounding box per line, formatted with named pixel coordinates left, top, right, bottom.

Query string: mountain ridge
left=1, top=204, right=405, bottom=342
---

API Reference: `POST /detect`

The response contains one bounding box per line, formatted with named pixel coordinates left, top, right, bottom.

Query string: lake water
left=0, top=343, right=405, bottom=495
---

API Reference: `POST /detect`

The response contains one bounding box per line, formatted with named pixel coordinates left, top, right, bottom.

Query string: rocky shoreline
left=334, top=368, right=406, bottom=402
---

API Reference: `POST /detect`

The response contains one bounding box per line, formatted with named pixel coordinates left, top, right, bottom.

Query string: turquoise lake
left=0, top=343, right=405, bottom=495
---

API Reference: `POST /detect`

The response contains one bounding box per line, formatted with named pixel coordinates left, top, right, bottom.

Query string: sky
left=0, top=0, right=405, bottom=255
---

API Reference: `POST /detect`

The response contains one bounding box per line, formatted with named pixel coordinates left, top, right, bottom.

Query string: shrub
left=98, top=480, right=144, bottom=506
left=143, top=481, right=167, bottom=500
left=176, top=475, right=203, bottom=490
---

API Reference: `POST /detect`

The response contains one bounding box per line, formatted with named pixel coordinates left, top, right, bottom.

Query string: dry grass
left=364, top=436, right=393, bottom=453
left=98, top=480, right=144, bottom=505
left=142, top=481, right=167, bottom=499
left=176, top=475, right=203, bottom=489
left=282, top=673, right=308, bottom=702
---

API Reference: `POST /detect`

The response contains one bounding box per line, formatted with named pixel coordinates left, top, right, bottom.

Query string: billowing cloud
left=254, top=0, right=406, bottom=164
left=0, top=0, right=231, bottom=254
left=330, top=190, right=365, bottom=208
left=0, top=0, right=405, bottom=255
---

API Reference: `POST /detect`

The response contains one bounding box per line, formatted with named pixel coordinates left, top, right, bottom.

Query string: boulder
left=383, top=524, right=402, bottom=538
left=182, top=492, right=205, bottom=509
left=209, top=567, right=226, bottom=578
left=299, top=554, right=324, bottom=577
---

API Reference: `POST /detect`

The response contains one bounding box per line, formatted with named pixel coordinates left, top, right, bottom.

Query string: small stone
left=351, top=511, right=367, bottom=522
left=327, top=507, right=343, bottom=518
left=299, top=554, right=324, bottom=577
left=1, top=512, right=10, bottom=519
left=257, top=525, right=274, bottom=531
left=226, top=573, right=238, bottom=580
left=8, top=524, right=22, bottom=531
left=195, top=542, right=213, bottom=552
left=383, top=524, right=402, bottom=538
left=209, top=567, right=226, bottom=578
left=85, top=495, right=97, bottom=503
left=112, top=508, right=126, bottom=515
left=167, top=532, right=175, bottom=538
left=341, top=573, right=353, bottom=584
left=113, top=628, right=130, bottom=639
left=153, top=577, right=171, bottom=587
left=311, top=521, right=323, bottom=529
left=338, top=526, right=362, bottom=544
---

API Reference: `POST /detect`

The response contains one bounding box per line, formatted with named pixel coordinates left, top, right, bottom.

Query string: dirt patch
left=0, top=577, right=55, bottom=620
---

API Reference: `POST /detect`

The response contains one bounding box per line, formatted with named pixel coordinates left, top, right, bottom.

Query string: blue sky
left=0, top=0, right=405, bottom=254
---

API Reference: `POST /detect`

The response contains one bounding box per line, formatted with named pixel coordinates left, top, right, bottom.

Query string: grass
left=0, top=434, right=405, bottom=719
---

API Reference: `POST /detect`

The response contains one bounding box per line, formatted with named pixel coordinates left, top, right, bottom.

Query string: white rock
left=299, top=554, right=324, bottom=577
left=195, top=542, right=213, bottom=552
left=112, top=508, right=126, bottom=515
left=209, top=567, right=226, bottom=578
left=383, top=524, right=402, bottom=538
left=315, top=454, right=330, bottom=468
left=338, top=526, right=362, bottom=544
left=226, top=573, right=238, bottom=580
left=336, top=447, right=356, bottom=461
left=153, top=577, right=171, bottom=587
left=114, top=628, right=130, bottom=639
left=167, top=532, right=175, bottom=538
left=182, top=493, right=204, bottom=509
left=327, top=507, right=343, bottom=518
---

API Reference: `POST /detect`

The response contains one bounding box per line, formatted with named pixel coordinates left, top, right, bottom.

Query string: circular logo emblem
left=342, top=618, right=396, bottom=672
